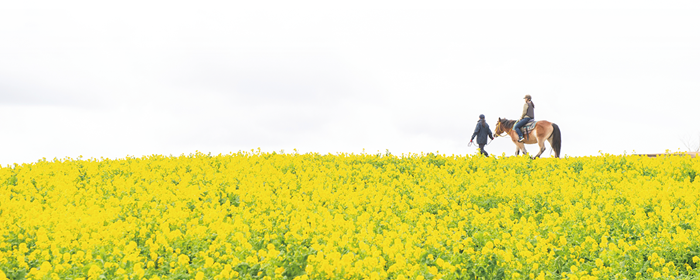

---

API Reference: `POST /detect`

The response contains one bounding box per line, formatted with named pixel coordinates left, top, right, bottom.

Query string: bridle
left=494, top=121, right=511, bottom=138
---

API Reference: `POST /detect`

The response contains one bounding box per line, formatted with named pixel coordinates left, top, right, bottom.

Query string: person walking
left=514, top=94, right=535, bottom=143
left=470, top=114, right=494, bottom=157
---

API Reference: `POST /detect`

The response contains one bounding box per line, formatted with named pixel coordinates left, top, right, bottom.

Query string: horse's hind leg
left=533, top=142, right=546, bottom=158
left=533, top=128, right=549, bottom=158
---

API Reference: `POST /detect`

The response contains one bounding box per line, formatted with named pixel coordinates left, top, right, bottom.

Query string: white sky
left=1, top=1, right=699, bottom=165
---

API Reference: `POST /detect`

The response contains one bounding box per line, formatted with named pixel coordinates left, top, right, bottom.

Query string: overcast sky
left=1, top=1, right=699, bottom=165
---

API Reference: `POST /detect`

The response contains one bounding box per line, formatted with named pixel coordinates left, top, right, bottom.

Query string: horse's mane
left=498, top=118, right=517, bottom=129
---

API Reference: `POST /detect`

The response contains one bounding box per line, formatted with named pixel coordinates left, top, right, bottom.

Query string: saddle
left=520, top=120, right=537, bottom=140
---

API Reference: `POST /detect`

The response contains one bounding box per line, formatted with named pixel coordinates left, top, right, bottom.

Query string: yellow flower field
left=1, top=150, right=699, bottom=279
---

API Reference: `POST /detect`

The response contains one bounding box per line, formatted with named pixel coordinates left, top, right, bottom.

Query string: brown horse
left=494, top=118, right=562, bottom=158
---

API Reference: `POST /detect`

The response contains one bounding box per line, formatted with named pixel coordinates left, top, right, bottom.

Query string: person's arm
left=471, top=124, right=480, bottom=141
left=488, top=126, right=494, bottom=140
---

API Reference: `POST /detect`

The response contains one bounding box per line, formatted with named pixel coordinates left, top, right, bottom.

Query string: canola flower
left=0, top=150, right=699, bottom=279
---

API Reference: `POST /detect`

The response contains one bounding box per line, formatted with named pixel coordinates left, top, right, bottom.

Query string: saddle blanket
left=520, top=120, right=537, bottom=133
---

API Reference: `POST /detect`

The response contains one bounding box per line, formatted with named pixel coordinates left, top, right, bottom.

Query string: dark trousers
left=514, top=118, right=532, bottom=138
left=478, top=143, right=489, bottom=157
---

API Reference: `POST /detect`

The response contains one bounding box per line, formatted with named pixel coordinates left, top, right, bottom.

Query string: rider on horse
left=514, top=95, right=535, bottom=143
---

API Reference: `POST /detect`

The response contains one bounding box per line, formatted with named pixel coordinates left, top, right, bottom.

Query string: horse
left=494, top=118, right=562, bottom=158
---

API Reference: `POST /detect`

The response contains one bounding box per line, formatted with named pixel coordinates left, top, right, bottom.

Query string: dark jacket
left=521, top=101, right=535, bottom=119
left=471, top=121, right=494, bottom=144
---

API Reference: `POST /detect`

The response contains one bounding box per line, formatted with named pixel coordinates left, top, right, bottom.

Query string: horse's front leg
left=518, top=144, right=528, bottom=157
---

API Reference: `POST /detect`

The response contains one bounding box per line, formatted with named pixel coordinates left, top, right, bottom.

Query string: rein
left=468, top=138, right=493, bottom=147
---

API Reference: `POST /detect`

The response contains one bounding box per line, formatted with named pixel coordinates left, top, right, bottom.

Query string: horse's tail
left=551, top=123, right=562, bottom=158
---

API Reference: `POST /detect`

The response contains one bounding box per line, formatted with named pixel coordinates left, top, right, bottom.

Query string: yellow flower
left=178, top=254, right=190, bottom=266
left=275, top=266, right=285, bottom=275
left=429, top=266, right=438, bottom=275
left=205, top=257, right=215, bottom=267
left=4, top=151, right=700, bottom=279
left=87, top=264, right=102, bottom=280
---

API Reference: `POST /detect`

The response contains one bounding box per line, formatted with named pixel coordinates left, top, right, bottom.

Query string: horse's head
left=494, top=118, right=505, bottom=137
